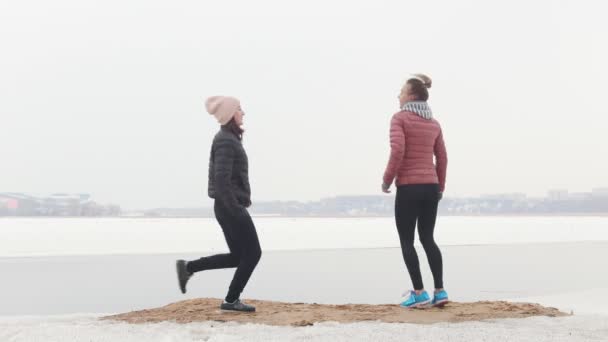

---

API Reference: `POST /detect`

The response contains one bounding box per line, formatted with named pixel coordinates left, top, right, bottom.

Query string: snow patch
left=1, top=314, right=607, bottom=342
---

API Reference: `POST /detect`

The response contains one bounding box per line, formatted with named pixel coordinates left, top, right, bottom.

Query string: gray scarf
left=401, top=101, right=433, bottom=120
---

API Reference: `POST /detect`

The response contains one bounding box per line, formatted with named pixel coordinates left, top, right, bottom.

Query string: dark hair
left=406, top=77, right=431, bottom=101
left=222, top=117, right=244, bottom=140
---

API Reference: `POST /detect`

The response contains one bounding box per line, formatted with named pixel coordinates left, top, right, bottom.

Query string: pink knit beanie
left=205, top=96, right=240, bottom=125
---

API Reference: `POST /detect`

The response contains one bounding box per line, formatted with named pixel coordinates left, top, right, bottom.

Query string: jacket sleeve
left=434, top=128, right=448, bottom=192
left=383, top=114, right=406, bottom=186
left=213, top=141, right=245, bottom=215
left=243, top=172, right=252, bottom=206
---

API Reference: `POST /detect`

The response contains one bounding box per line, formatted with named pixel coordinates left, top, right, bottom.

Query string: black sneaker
left=175, top=260, right=192, bottom=294
left=220, top=299, right=256, bottom=312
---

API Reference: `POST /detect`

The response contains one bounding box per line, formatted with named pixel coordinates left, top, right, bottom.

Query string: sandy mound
left=103, top=298, right=567, bottom=326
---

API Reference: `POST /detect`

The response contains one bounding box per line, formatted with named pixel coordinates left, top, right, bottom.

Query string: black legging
left=395, top=184, right=444, bottom=290
left=187, top=200, right=262, bottom=302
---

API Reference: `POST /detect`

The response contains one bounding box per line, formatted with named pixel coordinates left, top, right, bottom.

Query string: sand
left=104, top=298, right=567, bottom=326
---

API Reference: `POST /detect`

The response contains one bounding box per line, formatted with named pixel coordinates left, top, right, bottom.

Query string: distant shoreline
left=1, top=213, right=608, bottom=219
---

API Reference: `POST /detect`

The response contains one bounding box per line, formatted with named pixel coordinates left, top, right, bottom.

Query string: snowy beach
left=1, top=217, right=607, bottom=341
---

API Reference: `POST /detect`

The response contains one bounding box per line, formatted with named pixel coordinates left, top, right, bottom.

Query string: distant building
left=41, top=193, right=95, bottom=216
left=0, top=192, right=120, bottom=217
left=0, top=195, right=17, bottom=215
left=592, top=188, right=608, bottom=198
left=548, top=189, right=569, bottom=201
left=0, top=193, right=39, bottom=215
left=482, top=193, right=527, bottom=201
left=568, top=192, right=592, bottom=201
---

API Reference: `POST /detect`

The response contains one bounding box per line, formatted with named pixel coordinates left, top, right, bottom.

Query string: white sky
left=1, top=0, right=607, bottom=209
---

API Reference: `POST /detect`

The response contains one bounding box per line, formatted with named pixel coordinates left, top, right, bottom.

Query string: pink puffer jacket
left=383, top=111, right=448, bottom=192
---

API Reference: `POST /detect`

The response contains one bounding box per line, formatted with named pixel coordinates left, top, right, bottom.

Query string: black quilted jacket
left=207, top=126, right=251, bottom=214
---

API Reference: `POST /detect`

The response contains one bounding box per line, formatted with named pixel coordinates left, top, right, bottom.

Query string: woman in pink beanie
left=176, top=96, right=261, bottom=313
left=382, top=74, right=449, bottom=309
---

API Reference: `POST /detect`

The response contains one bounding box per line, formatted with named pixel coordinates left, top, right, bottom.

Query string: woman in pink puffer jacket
left=382, top=74, right=449, bottom=308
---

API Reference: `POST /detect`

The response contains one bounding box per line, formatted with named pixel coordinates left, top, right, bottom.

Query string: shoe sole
left=220, top=306, right=256, bottom=313
left=433, top=299, right=449, bottom=308
left=400, top=299, right=432, bottom=309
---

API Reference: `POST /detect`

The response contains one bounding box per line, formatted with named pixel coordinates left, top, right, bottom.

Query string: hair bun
left=412, top=73, right=432, bottom=89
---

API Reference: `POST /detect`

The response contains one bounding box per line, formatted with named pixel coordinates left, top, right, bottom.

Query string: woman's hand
left=382, top=183, right=391, bottom=194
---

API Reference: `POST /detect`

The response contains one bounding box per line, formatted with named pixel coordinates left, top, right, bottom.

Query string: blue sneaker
left=400, top=290, right=431, bottom=308
left=432, top=290, right=449, bottom=307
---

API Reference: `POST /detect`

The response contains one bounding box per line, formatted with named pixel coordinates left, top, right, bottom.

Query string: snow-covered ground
left=1, top=313, right=607, bottom=342
left=3, top=287, right=607, bottom=341
left=2, top=258, right=606, bottom=342
left=1, top=217, right=607, bottom=341
left=513, top=288, right=608, bottom=316
left=1, top=216, right=607, bottom=257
